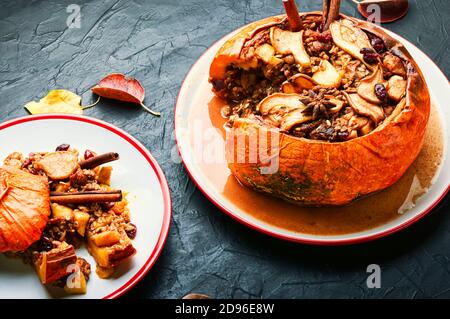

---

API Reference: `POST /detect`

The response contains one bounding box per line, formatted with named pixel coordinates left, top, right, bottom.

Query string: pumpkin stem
left=140, top=102, right=161, bottom=116
left=82, top=96, right=101, bottom=110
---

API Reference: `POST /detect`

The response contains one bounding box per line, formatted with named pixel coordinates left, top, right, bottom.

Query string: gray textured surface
left=0, top=0, right=449, bottom=299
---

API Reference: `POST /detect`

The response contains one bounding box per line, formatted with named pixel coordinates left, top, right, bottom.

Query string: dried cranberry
left=360, top=47, right=374, bottom=54
left=317, top=32, right=332, bottom=43
left=36, top=236, right=53, bottom=252
left=126, top=223, right=137, bottom=239
left=366, top=32, right=386, bottom=53
left=56, top=143, right=70, bottom=151
left=84, top=149, right=96, bottom=160
left=361, top=50, right=379, bottom=64
left=374, top=83, right=387, bottom=101
left=21, top=158, right=32, bottom=169
left=371, top=37, right=385, bottom=53
left=21, top=158, right=37, bottom=174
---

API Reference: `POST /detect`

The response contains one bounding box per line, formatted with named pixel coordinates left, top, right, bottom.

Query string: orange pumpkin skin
left=209, top=15, right=286, bottom=80
left=217, top=14, right=430, bottom=206
left=0, top=166, right=51, bottom=252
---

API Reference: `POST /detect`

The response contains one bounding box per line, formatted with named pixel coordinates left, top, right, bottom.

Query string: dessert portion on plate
left=209, top=0, right=430, bottom=206
left=0, top=145, right=136, bottom=294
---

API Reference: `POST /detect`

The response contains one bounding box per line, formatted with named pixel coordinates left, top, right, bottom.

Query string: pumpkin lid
left=0, top=166, right=50, bottom=252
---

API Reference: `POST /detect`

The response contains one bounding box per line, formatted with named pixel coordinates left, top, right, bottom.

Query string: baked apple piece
left=387, top=75, right=407, bottom=102
left=87, top=232, right=136, bottom=278
left=86, top=204, right=136, bottom=277
left=311, top=60, right=342, bottom=88
left=356, top=66, right=386, bottom=104
left=270, top=27, right=310, bottom=67
left=281, top=74, right=316, bottom=93
left=329, top=18, right=374, bottom=66
left=34, top=241, right=77, bottom=284
left=34, top=151, right=79, bottom=181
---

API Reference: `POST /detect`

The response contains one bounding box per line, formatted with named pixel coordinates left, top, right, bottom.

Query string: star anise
left=300, top=87, right=337, bottom=120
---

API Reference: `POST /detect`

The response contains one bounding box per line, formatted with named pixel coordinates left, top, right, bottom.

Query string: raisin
left=36, top=236, right=53, bottom=252
left=374, top=83, right=387, bottom=101
left=360, top=48, right=379, bottom=64
left=21, top=158, right=32, bottom=169
left=336, top=131, right=350, bottom=141
left=363, top=52, right=379, bottom=64
left=56, top=144, right=70, bottom=151
left=317, top=32, right=332, bottom=43
left=371, top=37, right=386, bottom=53
left=360, top=47, right=374, bottom=54
left=126, top=223, right=137, bottom=240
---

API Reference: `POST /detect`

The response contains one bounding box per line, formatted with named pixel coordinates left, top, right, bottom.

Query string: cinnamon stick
left=50, top=190, right=122, bottom=204
left=322, top=0, right=341, bottom=31
left=79, top=152, right=119, bottom=169
left=282, top=0, right=303, bottom=31
left=323, top=0, right=330, bottom=26
left=329, top=0, right=341, bottom=26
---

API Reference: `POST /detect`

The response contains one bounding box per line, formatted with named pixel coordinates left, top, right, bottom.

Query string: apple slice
left=257, top=93, right=312, bottom=131
left=270, top=27, right=310, bottom=67
left=325, top=96, right=345, bottom=114
left=344, top=92, right=385, bottom=124
left=281, top=82, right=296, bottom=93
left=387, top=75, right=407, bottom=102
left=281, top=74, right=316, bottom=93
left=280, top=109, right=313, bottom=132
left=258, top=93, right=305, bottom=115
left=330, top=19, right=373, bottom=65
left=34, top=151, right=79, bottom=181
left=312, top=60, right=342, bottom=88
left=255, top=43, right=274, bottom=63
left=357, top=66, right=386, bottom=104
left=256, top=49, right=284, bottom=67
left=255, top=43, right=284, bottom=66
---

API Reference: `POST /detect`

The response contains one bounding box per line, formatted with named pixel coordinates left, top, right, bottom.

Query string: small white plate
left=0, top=114, right=171, bottom=298
left=175, top=22, right=449, bottom=245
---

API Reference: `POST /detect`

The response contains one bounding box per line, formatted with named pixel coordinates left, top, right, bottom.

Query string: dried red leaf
left=91, top=73, right=160, bottom=116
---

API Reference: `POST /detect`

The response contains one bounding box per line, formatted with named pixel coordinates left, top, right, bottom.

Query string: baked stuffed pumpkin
left=209, top=1, right=430, bottom=206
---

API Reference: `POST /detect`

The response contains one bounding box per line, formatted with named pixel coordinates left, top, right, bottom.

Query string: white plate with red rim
left=0, top=114, right=171, bottom=298
left=175, top=20, right=450, bottom=245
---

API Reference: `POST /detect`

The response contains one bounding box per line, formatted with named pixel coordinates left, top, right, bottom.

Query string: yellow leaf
left=25, top=90, right=83, bottom=115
